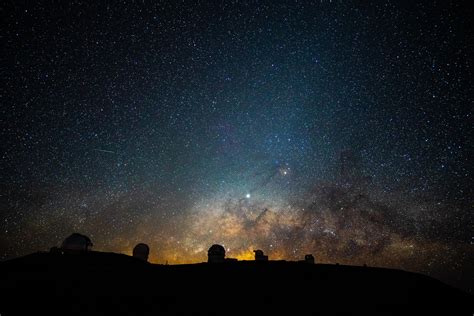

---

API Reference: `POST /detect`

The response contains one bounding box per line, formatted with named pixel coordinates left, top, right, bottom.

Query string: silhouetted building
left=304, top=254, right=315, bottom=264
left=61, top=233, right=93, bottom=253
left=225, top=257, right=238, bottom=262
left=208, top=244, right=225, bottom=263
left=254, top=249, right=268, bottom=261
left=133, top=243, right=150, bottom=262
left=49, top=246, right=61, bottom=254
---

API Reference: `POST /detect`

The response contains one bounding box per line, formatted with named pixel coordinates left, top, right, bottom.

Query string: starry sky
left=2, top=1, right=473, bottom=291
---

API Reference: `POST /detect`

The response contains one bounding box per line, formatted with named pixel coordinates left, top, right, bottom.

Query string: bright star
left=246, top=193, right=251, bottom=199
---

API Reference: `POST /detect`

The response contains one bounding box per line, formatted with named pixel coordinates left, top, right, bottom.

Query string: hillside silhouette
left=1, top=250, right=471, bottom=315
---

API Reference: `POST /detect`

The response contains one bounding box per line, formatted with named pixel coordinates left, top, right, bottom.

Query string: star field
left=1, top=1, right=472, bottom=292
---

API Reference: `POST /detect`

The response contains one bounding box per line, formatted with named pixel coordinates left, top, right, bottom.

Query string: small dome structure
left=208, top=244, right=225, bottom=263
left=133, top=243, right=150, bottom=261
left=304, top=254, right=315, bottom=264
left=61, top=233, right=93, bottom=253
left=254, top=249, right=268, bottom=261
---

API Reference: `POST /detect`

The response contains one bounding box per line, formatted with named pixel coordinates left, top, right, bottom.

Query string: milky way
left=2, top=1, right=472, bottom=292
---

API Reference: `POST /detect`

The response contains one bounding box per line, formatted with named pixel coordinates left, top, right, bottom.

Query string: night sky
left=2, top=1, right=473, bottom=291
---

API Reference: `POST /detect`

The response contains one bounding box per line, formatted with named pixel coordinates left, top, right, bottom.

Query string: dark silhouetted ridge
left=1, top=252, right=472, bottom=316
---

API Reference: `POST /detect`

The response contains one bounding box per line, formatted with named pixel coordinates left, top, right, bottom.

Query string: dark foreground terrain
left=1, top=252, right=472, bottom=315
